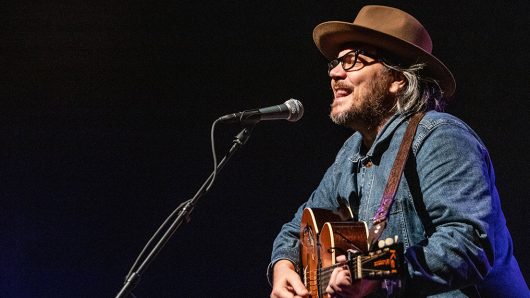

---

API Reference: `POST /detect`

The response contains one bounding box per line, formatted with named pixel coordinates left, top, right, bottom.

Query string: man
left=269, top=5, right=528, bottom=298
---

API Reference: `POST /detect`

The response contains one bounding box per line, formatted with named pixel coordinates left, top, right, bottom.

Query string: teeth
left=335, top=89, right=350, bottom=97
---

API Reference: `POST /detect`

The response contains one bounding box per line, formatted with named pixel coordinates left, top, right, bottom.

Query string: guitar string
left=305, top=253, right=390, bottom=283
left=305, top=252, right=397, bottom=295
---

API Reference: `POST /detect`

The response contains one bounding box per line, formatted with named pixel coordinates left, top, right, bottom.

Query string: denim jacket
left=269, top=111, right=528, bottom=297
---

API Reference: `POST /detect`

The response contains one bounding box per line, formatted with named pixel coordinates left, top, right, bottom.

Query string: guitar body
left=300, top=207, right=365, bottom=298
left=300, top=207, right=402, bottom=298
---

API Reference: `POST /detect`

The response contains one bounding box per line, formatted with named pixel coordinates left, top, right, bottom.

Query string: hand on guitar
left=270, top=260, right=309, bottom=298
left=326, top=255, right=381, bottom=298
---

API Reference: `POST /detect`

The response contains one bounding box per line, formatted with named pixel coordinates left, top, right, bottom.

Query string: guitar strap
left=367, top=112, right=425, bottom=248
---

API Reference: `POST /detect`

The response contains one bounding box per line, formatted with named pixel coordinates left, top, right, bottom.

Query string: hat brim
left=313, top=21, right=456, bottom=97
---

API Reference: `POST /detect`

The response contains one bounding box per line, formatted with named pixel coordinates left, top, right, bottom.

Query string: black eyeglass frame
left=327, top=49, right=380, bottom=75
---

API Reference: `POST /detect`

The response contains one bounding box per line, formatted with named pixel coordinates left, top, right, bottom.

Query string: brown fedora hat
left=313, top=5, right=456, bottom=97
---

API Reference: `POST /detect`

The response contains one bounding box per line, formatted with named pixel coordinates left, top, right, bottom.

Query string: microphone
left=217, top=99, right=304, bottom=125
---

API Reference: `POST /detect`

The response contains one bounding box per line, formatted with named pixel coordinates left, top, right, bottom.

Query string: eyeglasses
left=327, top=49, right=379, bottom=75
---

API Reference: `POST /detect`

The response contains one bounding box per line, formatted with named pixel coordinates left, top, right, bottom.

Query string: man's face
left=329, top=47, right=396, bottom=130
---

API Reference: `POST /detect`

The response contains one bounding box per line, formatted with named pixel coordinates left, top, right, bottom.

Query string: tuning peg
left=378, top=237, right=396, bottom=248
left=385, top=237, right=394, bottom=246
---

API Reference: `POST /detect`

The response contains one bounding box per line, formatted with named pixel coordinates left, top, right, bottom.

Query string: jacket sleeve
left=403, top=119, right=497, bottom=295
left=267, top=148, right=348, bottom=285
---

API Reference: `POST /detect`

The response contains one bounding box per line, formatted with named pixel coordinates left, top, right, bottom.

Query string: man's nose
left=329, top=64, right=346, bottom=79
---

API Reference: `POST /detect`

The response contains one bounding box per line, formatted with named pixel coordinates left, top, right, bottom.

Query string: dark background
left=2, top=0, right=529, bottom=297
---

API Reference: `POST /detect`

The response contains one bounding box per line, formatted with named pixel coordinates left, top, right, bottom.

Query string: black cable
left=119, top=119, right=221, bottom=296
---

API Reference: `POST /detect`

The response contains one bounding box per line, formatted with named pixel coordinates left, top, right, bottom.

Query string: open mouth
left=333, top=86, right=353, bottom=104
left=334, top=88, right=351, bottom=98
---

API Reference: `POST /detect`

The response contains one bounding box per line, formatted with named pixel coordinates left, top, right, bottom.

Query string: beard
left=330, top=73, right=395, bottom=130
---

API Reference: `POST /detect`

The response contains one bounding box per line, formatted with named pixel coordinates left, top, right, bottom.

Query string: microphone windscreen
left=285, top=99, right=304, bottom=122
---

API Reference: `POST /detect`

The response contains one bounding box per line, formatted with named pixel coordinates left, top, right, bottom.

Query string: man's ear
left=389, top=73, right=406, bottom=95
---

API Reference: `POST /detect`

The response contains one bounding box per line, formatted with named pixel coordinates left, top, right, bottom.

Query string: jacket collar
left=348, top=112, right=411, bottom=163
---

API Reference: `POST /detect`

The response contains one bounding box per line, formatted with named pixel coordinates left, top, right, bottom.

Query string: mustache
left=331, top=81, right=352, bottom=90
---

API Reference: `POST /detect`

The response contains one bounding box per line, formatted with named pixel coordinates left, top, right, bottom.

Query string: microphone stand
left=116, top=125, right=255, bottom=298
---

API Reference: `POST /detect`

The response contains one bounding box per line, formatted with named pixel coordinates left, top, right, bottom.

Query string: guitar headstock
left=347, top=237, right=404, bottom=280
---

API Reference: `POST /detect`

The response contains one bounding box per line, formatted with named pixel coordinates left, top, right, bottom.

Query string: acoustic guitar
left=300, top=207, right=403, bottom=297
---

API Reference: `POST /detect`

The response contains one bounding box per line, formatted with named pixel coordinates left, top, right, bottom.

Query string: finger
left=270, top=286, right=295, bottom=298
left=336, top=268, right=352, bottom=286
left=326, top=267, right=340, bottom=295
left=287, top=275, right=309, bottom=297
left=271, top=281, right=297, bottom=298
left=327, top=266, right=355, bottom=296
left=336, top=254, right=347, bottom=263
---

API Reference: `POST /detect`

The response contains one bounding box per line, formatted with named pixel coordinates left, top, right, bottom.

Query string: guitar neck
left=315, top=244, right=403, bottom=294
